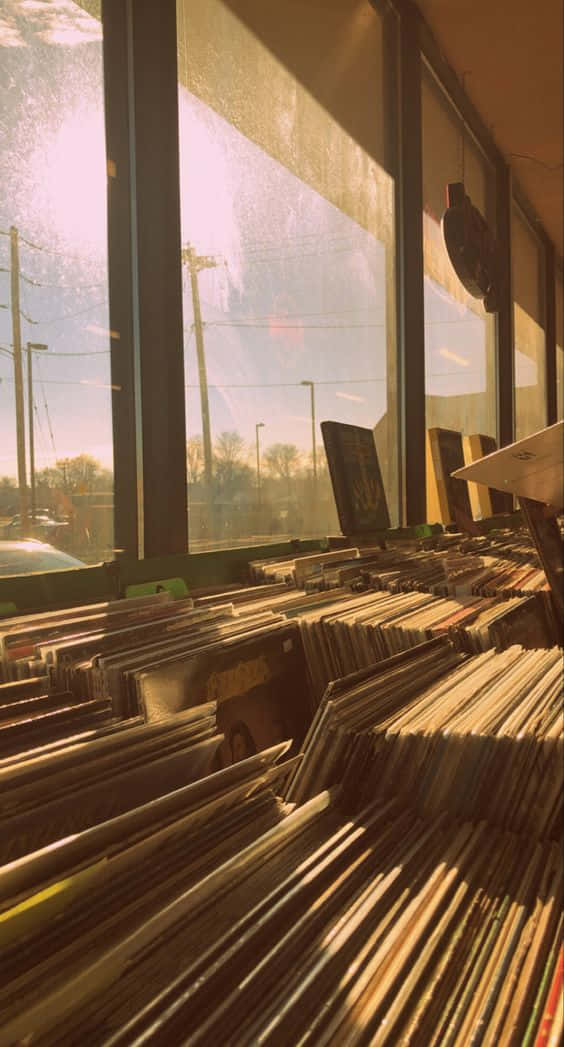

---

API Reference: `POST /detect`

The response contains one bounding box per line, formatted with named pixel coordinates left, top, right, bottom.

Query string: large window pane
left=422, top=69, right=497, bottom=521
left=177, top=0, right=397, bottom=550
left=0, top=0, right=113, bottom=567
left=512, top=205, right=547, bottom=439
left=556, top=269, right=563, bottom=420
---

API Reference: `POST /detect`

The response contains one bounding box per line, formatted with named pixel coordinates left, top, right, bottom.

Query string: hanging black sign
left=442, top=182, right=499, bottom=313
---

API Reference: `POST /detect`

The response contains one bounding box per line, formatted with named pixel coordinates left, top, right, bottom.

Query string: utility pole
left=10, top=226, right=29, bottom=534
left=255, top=422, right=264, bottom=508
left=182, top=244, right=217, bottom=536
left=27, top=342, right=48, bottom=522
left=301, top=379, right=317, bottom=481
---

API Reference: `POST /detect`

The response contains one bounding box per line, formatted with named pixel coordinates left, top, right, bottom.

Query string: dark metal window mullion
left=397, top=6, right=426, bottom=525
left=495, top=162, right=515, bottom=448
left=102, top=0, right=140, bottom=560
left=544, top=241, right=557, bottom=425
left=128, top=0, right=188, bottom=558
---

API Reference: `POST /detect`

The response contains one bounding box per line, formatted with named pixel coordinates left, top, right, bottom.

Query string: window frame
left=98, top=0, right=560, bottom=561
left=511, top=193, right=552, bottom=438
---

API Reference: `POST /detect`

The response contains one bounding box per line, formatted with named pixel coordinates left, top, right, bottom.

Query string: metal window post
left=545, top=240, right=557, bottom=425
left=102, top=0, right=187, bottom=559
left=397, top=7, right=426, bottom=525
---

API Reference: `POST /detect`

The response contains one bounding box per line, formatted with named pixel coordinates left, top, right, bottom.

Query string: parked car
left=3, top=512, right=70, bottom=543
left=0, top=540, right=85, bottom=577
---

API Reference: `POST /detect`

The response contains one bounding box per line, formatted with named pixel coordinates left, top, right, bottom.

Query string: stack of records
left=249, top=547, right=361, bottom=587
left=2, top=787, right=560, bottom=1046
left=364, top=547, right=550, bottom=600
left=430, top=526, right=550, bottom=564
left=276, top=536, right=550, bottom=601
left=0, top=591, right=182, bottom=682
left=247, top=531, right=549, bottom=607
left=295, top=588, right=553, bottom=701
left=287, top=638, right=563, bottom=840
left=0, top=704, right=221, bottom=864
left=0, top=743, right=298, bottom=1042
left=0, top=690, right=114, bottom=759
left=1, top=595, right=315, bottom=766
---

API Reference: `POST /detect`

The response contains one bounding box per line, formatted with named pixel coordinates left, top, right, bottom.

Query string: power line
left=0, top=376, right=114, bottom=387
left=18, top=232, right=102, bottom=265
left=0, top=224, right=106, bottom=269
left=0, top=368, right=484, bottom=388
left=198, top=302, right=383, bottom=320
left=1, top=265, right=104, bottom=289
left=20, top=300, right=107, bottom=325
left=244, top=246, right=367, bottom=265
left=34, top=400, right=51, bottom=467
left=19, top=272, right=106, bottom=291
left=44, top=348, right=111, bottom=357
left=196, top=309, right=476, bottom=328
left=36, top=357, right=57, bottom=457
left=203, top=321, right=385, bottom=330
left=0, top=343, right=110, bottom=357
left=186, top=378, right=387, bottom=389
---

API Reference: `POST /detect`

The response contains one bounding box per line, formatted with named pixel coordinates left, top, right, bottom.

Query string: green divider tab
left=414, top=522, right=443, bottom=537
left=125, top=577, right=189, bottom=600
left=0, top=602, right=17, bottom=618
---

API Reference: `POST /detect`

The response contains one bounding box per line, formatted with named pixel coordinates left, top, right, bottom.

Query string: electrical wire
left=34, top=400, right=53, bottom=468
left=0, top=343, right=110, bottom=357
left=18, top=232, right=103, bottom=265
left=186, top=378, right=386, bottom=389
left=20, top=300, right=107, bottom=325
left=0, top=376, right=115, bottom=388
left=19, top=272, right=106, bottom=291
left=0, top=369, right=487, bottom=390
left=244, top=246, right=366, bottom=264
left=36, top=356, right=57, bottom=457
left=202, top=321, right=384, bottom=329
left=37, top=349, right=111, bottom=357
left=198, top=302, right=384, bottom=320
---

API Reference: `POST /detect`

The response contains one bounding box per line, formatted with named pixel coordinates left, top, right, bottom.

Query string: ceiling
left=414, top=0, right=563, bottom=259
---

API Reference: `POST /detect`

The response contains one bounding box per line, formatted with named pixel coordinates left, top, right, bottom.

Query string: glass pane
left=556, top=269, right=563, bottom=420
left=422, top=70, right=497, bottom=521
left=0, top=0, right=114, bottom=570
left=512, top=206, right=546, bottom=440
left=177, top=0, right=397, bottom=550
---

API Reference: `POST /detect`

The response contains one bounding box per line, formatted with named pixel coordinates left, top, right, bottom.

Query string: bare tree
left=213, top=431, right=251, bottom=497
left=186, top=436, right=204, bottom=484
left=263, top=443, right=302, bottom=493
left=36, top=454, right=110, bottom=495
left=214, top=431, right=247, bottom=468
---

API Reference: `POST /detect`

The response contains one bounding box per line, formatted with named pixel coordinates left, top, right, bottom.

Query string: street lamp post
left=300, top=380, right=317, bottom=482
left=26, top=342, right=48, bottom=523
left=255, top=422, right=265, bottom=508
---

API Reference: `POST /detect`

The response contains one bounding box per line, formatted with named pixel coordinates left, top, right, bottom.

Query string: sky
left=0, top=0, right=540, bottom=482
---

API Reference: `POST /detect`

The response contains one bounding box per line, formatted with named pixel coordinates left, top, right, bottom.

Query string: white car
left=0, top=540, right=85, bottom=577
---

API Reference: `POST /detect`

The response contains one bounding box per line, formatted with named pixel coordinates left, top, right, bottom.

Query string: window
left=0, top=0, right=113, bottom=565
left=512, top=205, right=547, bottom=440
left=556, top=268, right=563, bottom=420
left=177, top=0, right=398, bottom=550
left=421, top=68, right=497, bottom=520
